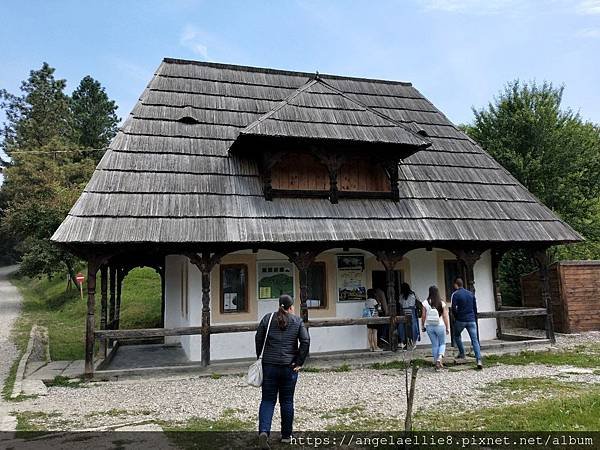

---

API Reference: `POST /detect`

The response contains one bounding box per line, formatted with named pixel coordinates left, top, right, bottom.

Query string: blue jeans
left=259, top=364, right=298, bottom=438
left=454, top=320, right=482, bottom=361
left=426, top=324, right=446, bottom=362
left=397, top=307, right=420, bottom=345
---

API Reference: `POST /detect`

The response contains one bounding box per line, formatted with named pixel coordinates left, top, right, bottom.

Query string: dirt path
left=0, top=265, right=21, bottom=429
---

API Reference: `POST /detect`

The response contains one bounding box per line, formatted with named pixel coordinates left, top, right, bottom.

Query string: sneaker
left=476, top=360, right=483, bottom=370
left=374, top=347, right=384, bottom=352
left=281, top=436, right=292, bottom=444
left=435, top=360, right=442, bottom=371
left=259, top=432, right=270, bottom=449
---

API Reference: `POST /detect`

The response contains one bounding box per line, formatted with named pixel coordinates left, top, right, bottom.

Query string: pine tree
left=71, top=75, right=119, bottom=157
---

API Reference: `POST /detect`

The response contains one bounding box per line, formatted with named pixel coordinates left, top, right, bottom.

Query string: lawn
left=11, top=267, right=162, bottom=361
left=414, top=381, right=600, bottom=431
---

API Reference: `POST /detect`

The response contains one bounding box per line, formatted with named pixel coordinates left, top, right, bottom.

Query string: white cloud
left=577, top=0, right=600, bottom=14
left=180, top=25, right=209, bottom=58
left=577, top=27, right=600, bottom=37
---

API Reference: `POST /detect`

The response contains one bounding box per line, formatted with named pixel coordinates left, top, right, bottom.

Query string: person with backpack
left=255, top=295, right=310, bottom=448
left=398, top=282, right=421, bottom=350
left=420, top=285, right=450, bottom=370
left=450, top=277, right=483, bottom=370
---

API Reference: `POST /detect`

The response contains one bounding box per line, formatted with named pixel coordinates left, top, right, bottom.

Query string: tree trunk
left=404, top=364, right=419, bottom=431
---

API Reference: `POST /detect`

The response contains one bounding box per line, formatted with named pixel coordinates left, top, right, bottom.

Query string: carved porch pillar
left=287, top=250, right=320, bottom=323
left=85, top=259, right=99, bottom=379
left=187, top=252, right=224, bottom=367
left=100, top=264, right=108, bottom=357
left=376, top=249, right=406, bottom=352
left=491, top=249, right=506, bottom=339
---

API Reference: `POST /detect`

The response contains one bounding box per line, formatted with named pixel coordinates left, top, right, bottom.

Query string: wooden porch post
left=287, top=250, right=319, bottom=323
left=100, top=264, right=108, bottom=358
left=187, top=252, right=223, bottom=367
left=115, top=267, right=124, bottom=330
left=532, top=248, right=556, bottom=343
left=159, top=266, right=166, bottom=329
left=85, top=259, right=99, bottom=379
left=376, top=250, right=405, bottom=352
left=491, top=249, right=505, bottom=339
left=109, top=265, right=116, bottom=329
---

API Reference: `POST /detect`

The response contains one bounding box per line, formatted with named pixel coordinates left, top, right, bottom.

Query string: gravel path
left=0, top=265, right=22, bottom=424
left=8, top=331, right=600, bottom=431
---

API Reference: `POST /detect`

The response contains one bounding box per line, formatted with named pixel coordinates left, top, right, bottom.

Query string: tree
left=71, top=75, right=119, bottom=158
left=0, top=63, right=119, bottom=282
left=0, top=62, right=73, bottom=155
left=462, top=81, right=600, bottom=303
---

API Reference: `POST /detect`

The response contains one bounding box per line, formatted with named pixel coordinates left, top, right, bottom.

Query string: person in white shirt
left=364, top=289, right=383, bottom=352
left=420, top=285, right=450, bottom=370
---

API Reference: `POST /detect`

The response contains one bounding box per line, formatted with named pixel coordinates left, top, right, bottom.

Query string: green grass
left=46, top=375, right=86, bottom=388
left=10, top=267, right=161, bottom=361
left=414, top=382, right=600, bottom=431
left=15, top=411, right=62, bottom=436
left=370, top=359, right=428, bottom=370
left=484, top=346, right=600, bottom=369
left=333, top=363, right=351, bottom=372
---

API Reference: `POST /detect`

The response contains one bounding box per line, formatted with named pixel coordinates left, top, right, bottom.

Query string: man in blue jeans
left=451, top=278, right=483, bottom=369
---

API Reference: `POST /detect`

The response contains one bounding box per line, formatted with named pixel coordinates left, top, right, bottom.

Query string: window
left=220, top=264, right=248, bottom=313
left=307, top=262, right=327, bottom=308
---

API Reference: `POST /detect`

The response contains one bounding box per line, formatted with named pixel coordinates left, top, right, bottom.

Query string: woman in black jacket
left=255, top=294, right=310, bottom=448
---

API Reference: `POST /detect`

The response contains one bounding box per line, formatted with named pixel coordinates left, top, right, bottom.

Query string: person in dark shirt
left=450, top=278, right=483, bottom=369
left=255, top=295, right=310, bottom=448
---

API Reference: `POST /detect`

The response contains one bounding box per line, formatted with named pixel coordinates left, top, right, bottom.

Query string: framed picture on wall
left=257, top=261, right=294, bottom=300
left=337, top=254, right=366, bottom=301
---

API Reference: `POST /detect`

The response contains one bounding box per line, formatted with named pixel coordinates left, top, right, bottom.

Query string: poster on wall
left=258, top=261, right=294, bottom=300
left=337, top=254, right=366, bottom=301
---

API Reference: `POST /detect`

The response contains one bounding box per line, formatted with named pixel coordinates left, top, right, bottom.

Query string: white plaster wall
left=472, top=249, right=496, bottom=341
left=163, top=248, right=498, bottom=362
left=403, top=249, right=436, bottom=346
left=164, top=255, right=185, bottom=346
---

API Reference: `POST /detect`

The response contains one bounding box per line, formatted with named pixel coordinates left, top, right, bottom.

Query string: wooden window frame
left=307, top=262, right=328, bottom=309
left=220, top=264, right=249, bottom=314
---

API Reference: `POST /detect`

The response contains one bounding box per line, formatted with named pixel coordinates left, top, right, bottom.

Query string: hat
left=279, top=294, right=293, bottom=309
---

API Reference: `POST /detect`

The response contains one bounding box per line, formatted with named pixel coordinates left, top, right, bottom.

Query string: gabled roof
left=51, top=58, right=582, bottom=245
left=235, top=77, right=429, bottom=148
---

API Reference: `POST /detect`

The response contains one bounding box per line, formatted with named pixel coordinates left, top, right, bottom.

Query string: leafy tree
left=0, top=63, right=118, bottom=282
left=0, top=62, right=73, bottom=155
left=71, top=75, right=119, bottom=158
left=462, top=81, right=600, bottom=304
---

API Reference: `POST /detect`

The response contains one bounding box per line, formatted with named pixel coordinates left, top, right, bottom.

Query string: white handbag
left=247, top=312, right=275, bottom=387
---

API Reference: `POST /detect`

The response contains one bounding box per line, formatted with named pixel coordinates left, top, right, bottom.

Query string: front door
left=443, top=260, right=461, bottom=347
left=371, top=270, right=403, bottom=309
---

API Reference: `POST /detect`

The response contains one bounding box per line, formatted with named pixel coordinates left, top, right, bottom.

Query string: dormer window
left=228, top=76, right=429, bottom=203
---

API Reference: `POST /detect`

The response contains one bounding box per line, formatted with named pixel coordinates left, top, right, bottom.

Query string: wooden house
left=51, top=59, right=582, bottom=377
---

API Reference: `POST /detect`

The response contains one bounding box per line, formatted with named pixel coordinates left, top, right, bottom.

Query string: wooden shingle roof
left=51, top=58, right=582, bottom=245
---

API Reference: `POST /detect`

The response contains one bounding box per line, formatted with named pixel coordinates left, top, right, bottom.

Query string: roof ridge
left=161, top=58, right=413, bottom=86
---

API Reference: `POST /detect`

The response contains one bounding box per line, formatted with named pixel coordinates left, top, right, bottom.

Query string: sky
left=1, top=0, right=599, bottom=166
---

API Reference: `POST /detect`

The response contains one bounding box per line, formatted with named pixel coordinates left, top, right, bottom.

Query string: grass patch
left=326, top=414, right=405, bottom=431
left=486, top=377, right=582, bottom=394
left=163, top=411, right=254, bottom=449
left=370, top=359, right=428, bottom=370
left=46, top=375, right=86, bottom=388
left=15, top=411, right=62, bottom=436
left=415, top=383, right=600, bottom=431
left=10, top=267, right=161, bottom=361
left=333, top=363, right=351, bottom=372
left=301, top=366, right=322, bottom=373
left=210, top=373, right=222, bottom=380
left=484, top=346, right=600, bottom=369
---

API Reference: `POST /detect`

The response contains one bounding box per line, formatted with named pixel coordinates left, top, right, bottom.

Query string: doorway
left=371, top=270, right=403, bottom=308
